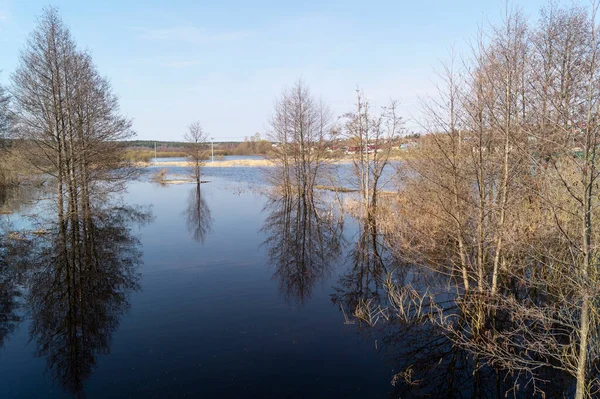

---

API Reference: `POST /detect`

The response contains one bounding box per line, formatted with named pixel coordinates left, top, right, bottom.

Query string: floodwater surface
left=0, top=161, right=398, bottom=398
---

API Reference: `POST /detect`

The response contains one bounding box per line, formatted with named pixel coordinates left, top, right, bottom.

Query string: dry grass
left=314, top=185, right=357, bottom=193
left=137, top=155, right=408, bottom=169
left=160, top=179, right=194, bottom=185
left=144, top=159, right=276, bottom=168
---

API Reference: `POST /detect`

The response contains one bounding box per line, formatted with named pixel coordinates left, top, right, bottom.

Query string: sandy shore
left=143, top=158, right=366, bottom=168
left=146, top=159, right=276, bottom=168
left=139, top=154, right=411, bottom=169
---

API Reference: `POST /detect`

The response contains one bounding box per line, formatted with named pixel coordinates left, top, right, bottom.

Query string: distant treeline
left=123, top=140, right=187, bottom=149
left=121, top=140, right=262, bottom=149
left=122, top=134, right=275, bottom=160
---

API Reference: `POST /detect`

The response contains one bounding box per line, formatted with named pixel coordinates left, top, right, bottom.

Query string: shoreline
left=147, top=159, right=276, bottom=167
left=139, top=157, right=407, bottom=168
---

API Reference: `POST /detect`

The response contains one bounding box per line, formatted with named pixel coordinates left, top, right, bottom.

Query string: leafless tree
left=0, top=77, right=9, bottom=140
left=9, top=4, right=136, bottom=313
left=0, top=77, right=13, bottom=184
left=233, top=132, right=272, bottom=155
left=356, top=2, right=600, bottom=398
left=267, top=79, right=333, bottom=201
left=343, top=89, right=403, bottom=219
left=11, top=7, right=134, bottom=222
left=184, top=120, right=209, bottom=187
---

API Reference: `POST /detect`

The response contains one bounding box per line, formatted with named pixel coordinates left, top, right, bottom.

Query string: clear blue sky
left=0, top=0, right=570, bottom=141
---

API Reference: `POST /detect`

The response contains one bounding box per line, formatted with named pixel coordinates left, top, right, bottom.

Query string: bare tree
left=184, top=120, right=208, bottom=187
left=11, top=7, right=134, bottom=192
left=357, top=2, right=600, bottom=398
left=0, top=77, right=12, bottom=184
left=10, top=6, right=135, bottom=296
left=343, top=89, right=403, bottom=220
left=0, top=77, right=9, bottom=140
left=8, top=13, right=142, bottom=394
left=267, top=79, right=333, bottom=201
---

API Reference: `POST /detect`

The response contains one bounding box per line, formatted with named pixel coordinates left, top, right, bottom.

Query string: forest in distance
left=2, top=0, right=600, bottom=398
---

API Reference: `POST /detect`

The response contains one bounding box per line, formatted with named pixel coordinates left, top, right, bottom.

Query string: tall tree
left=343, top=89, right=403, bottom=219
left=267, top=79, right=333, bottom=200
left=0, top=77, right=9, bottom=140
left=366, top=2, right=600, bottom=397
left=11, top=7, right=133, bottom=226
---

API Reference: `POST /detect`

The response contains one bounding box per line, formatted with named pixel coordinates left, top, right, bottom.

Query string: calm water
left=0, top=160, right=399, bottom=398
left=148, top=158, right=399, bottom=192
left=152, top=155, right=266, bottom=163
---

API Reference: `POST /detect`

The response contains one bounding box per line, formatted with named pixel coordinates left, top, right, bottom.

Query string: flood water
left=0, top=159, right=401, bottom=398
left=0, top=158, right=574, bottom=398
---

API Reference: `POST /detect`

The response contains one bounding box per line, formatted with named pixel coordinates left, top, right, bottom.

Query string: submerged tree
left=343, top=90, right=403, bottom=219
left=10, top=6, right=134, bottom=231
left=374, top=2, right=600, bottom=397
left=7, top=10, right=143, bottom=395
left=184, top=121, right=209, bottom=186
left=267, top=79, right=333, bottom=200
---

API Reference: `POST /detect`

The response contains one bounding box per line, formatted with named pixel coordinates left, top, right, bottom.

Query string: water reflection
left=0, top=274, right=20, bottom=348
left=185, top=186, right=213, bottom=244
left=0, top=222, right=30, bottom=348
left=378, top=312, right=499, bottom=398
left=0, top=183, right=44, bottom=215
left=372, top=298, right=574, bottom=398
left=27, top=204, right=150, bottom=395
left=332, top=216, right=399, bottom=319
left=332, top=215, right=573, bottom=398
left=262, top=194, right=344, bottom=305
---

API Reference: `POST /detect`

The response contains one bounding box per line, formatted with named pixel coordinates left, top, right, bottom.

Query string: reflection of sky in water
left=143, top=156, right=399, bottom=191
left=0, top=159, right=397, bottom=398
left=0, top=185, right=53, bottom=231
left=150, top=155, right=265, bottom=163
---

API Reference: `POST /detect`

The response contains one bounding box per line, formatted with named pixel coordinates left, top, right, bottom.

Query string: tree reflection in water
left=332, top=214, right=400, bottom=319
left=332, top=215, right=573, bottom=398
left=26, top=204, right=151, bottom=396
left=262, top=193, right=344, bottom=305
left=0, top=221, right=30, bottom=348
left=370, top=287, right=575, bottom=398
left=0, top=272, right=20, bottom=349
left=185, top=185, right=213, bottom=244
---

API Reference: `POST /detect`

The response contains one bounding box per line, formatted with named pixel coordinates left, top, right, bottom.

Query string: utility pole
left=154, top=141, right=157, bottom=163
left=211, top=137, right=214, bottom=162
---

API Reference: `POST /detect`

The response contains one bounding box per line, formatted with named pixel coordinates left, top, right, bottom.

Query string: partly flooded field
left=0, top=157, right=576, bottom=399
left=0, top=159, right=398, bottom=398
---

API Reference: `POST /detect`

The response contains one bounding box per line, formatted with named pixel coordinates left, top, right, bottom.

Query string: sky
left=0, top=0, right=573, bottom=141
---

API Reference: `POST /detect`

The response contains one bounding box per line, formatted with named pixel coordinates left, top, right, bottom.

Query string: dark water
left=0, top=163, right=400, bottom=398
left=0, top=160, right=573, bottom=398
